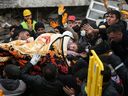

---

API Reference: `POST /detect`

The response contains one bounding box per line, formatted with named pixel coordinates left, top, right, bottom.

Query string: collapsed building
left=0, top=0, right=126, bottom=42
left=0, top=0, right=90, bottom=42
left=0, top=0, right=90, bottom=26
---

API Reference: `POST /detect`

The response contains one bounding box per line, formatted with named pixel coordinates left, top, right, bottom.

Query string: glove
left=58, top=4, right=65, bottom=15
left=62, top=13, right=68, bottom=25
left=50, top=21, right=59, bottom=28
left=30, top=54, right=41, bottom=65
left=108, top=53, right=124, bottom=71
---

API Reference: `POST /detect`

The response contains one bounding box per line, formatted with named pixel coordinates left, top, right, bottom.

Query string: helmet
left=121, top=10, right=128, bottom=15
left=23, top=9, right=32, bottom=17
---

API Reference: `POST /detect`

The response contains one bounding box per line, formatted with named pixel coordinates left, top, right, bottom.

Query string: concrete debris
left=1, top=22, right=11, bottom=28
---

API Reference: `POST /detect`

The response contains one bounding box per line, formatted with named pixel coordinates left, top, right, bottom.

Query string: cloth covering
left=0, top=32, right=71, bottom=74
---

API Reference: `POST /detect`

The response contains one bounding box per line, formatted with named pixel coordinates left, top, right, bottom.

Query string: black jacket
left=102, top=81, right=120, bottom=96
left=116, top=66, right=128, bottom=96
left=93, top=35, right=128, bottom=64
left=21, top=62, right=65, bottom=96
left=0, top=79, right=26, bottom=96
left=110, top=35, right=128, bottom=62
left=98, top=20, right=127, bottom=41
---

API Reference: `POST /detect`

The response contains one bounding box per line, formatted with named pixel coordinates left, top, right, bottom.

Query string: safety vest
left=21, top=20, right=37, bottom=32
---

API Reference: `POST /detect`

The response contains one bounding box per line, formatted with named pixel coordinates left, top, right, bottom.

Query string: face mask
left=103, top=19, right=106, bottom=23
left=80, top=30, right=86, bottom=36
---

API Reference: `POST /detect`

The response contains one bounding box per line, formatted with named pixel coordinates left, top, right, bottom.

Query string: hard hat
left=23, top=9, right=32, bottom=17
left=121, top=10, right=128, bottom=15
left=63, top=31, right=74, bottom=38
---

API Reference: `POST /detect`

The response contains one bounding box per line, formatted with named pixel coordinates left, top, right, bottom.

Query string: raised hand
left=62, top=12, right=68, bottom=25
left=83, top=24, right=94, bottom=34
left=58, top=4, right=65, bottom=15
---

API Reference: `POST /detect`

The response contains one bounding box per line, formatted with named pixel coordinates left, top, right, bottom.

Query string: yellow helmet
left=23, top=9, right=32, bottom=17
left=121, top=10, right=128, bottom=15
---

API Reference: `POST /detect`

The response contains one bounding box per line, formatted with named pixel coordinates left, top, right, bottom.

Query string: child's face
left=68, top=42, right=78, bottom=52
left=37, top=28, right=45, bottom=34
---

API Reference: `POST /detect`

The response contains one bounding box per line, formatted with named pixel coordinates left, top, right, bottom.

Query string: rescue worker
left=20, top=9, right=37, bottom=37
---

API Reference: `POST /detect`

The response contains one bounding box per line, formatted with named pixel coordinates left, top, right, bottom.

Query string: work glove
left=50, top=21, right=59, bottom=28
left=108, top=53, right=124, bottom=71
left=58, top=4, right=65, bottom=15
left=30, top=54, right=41, bottom=65
left=62, top=13, right=68, bottom=26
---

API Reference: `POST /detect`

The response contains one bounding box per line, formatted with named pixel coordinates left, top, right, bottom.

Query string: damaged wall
left=0, top=0, right=18, bottom=8
left=0, top=6, right=88, bottom=27
left=0, top=0, right=90, bottom=8
left=18, top=0, right=90, bottom=7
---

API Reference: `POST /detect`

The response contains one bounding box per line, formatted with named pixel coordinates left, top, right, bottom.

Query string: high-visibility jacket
left=21, top=20, right=37, bottom=31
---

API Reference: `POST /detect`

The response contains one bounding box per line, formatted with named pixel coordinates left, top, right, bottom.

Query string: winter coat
left=21, top=62, right=66, bottom=96
left=0, top=79, right=26, bottom=96
left=102, top=81, right=120, bottom=96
